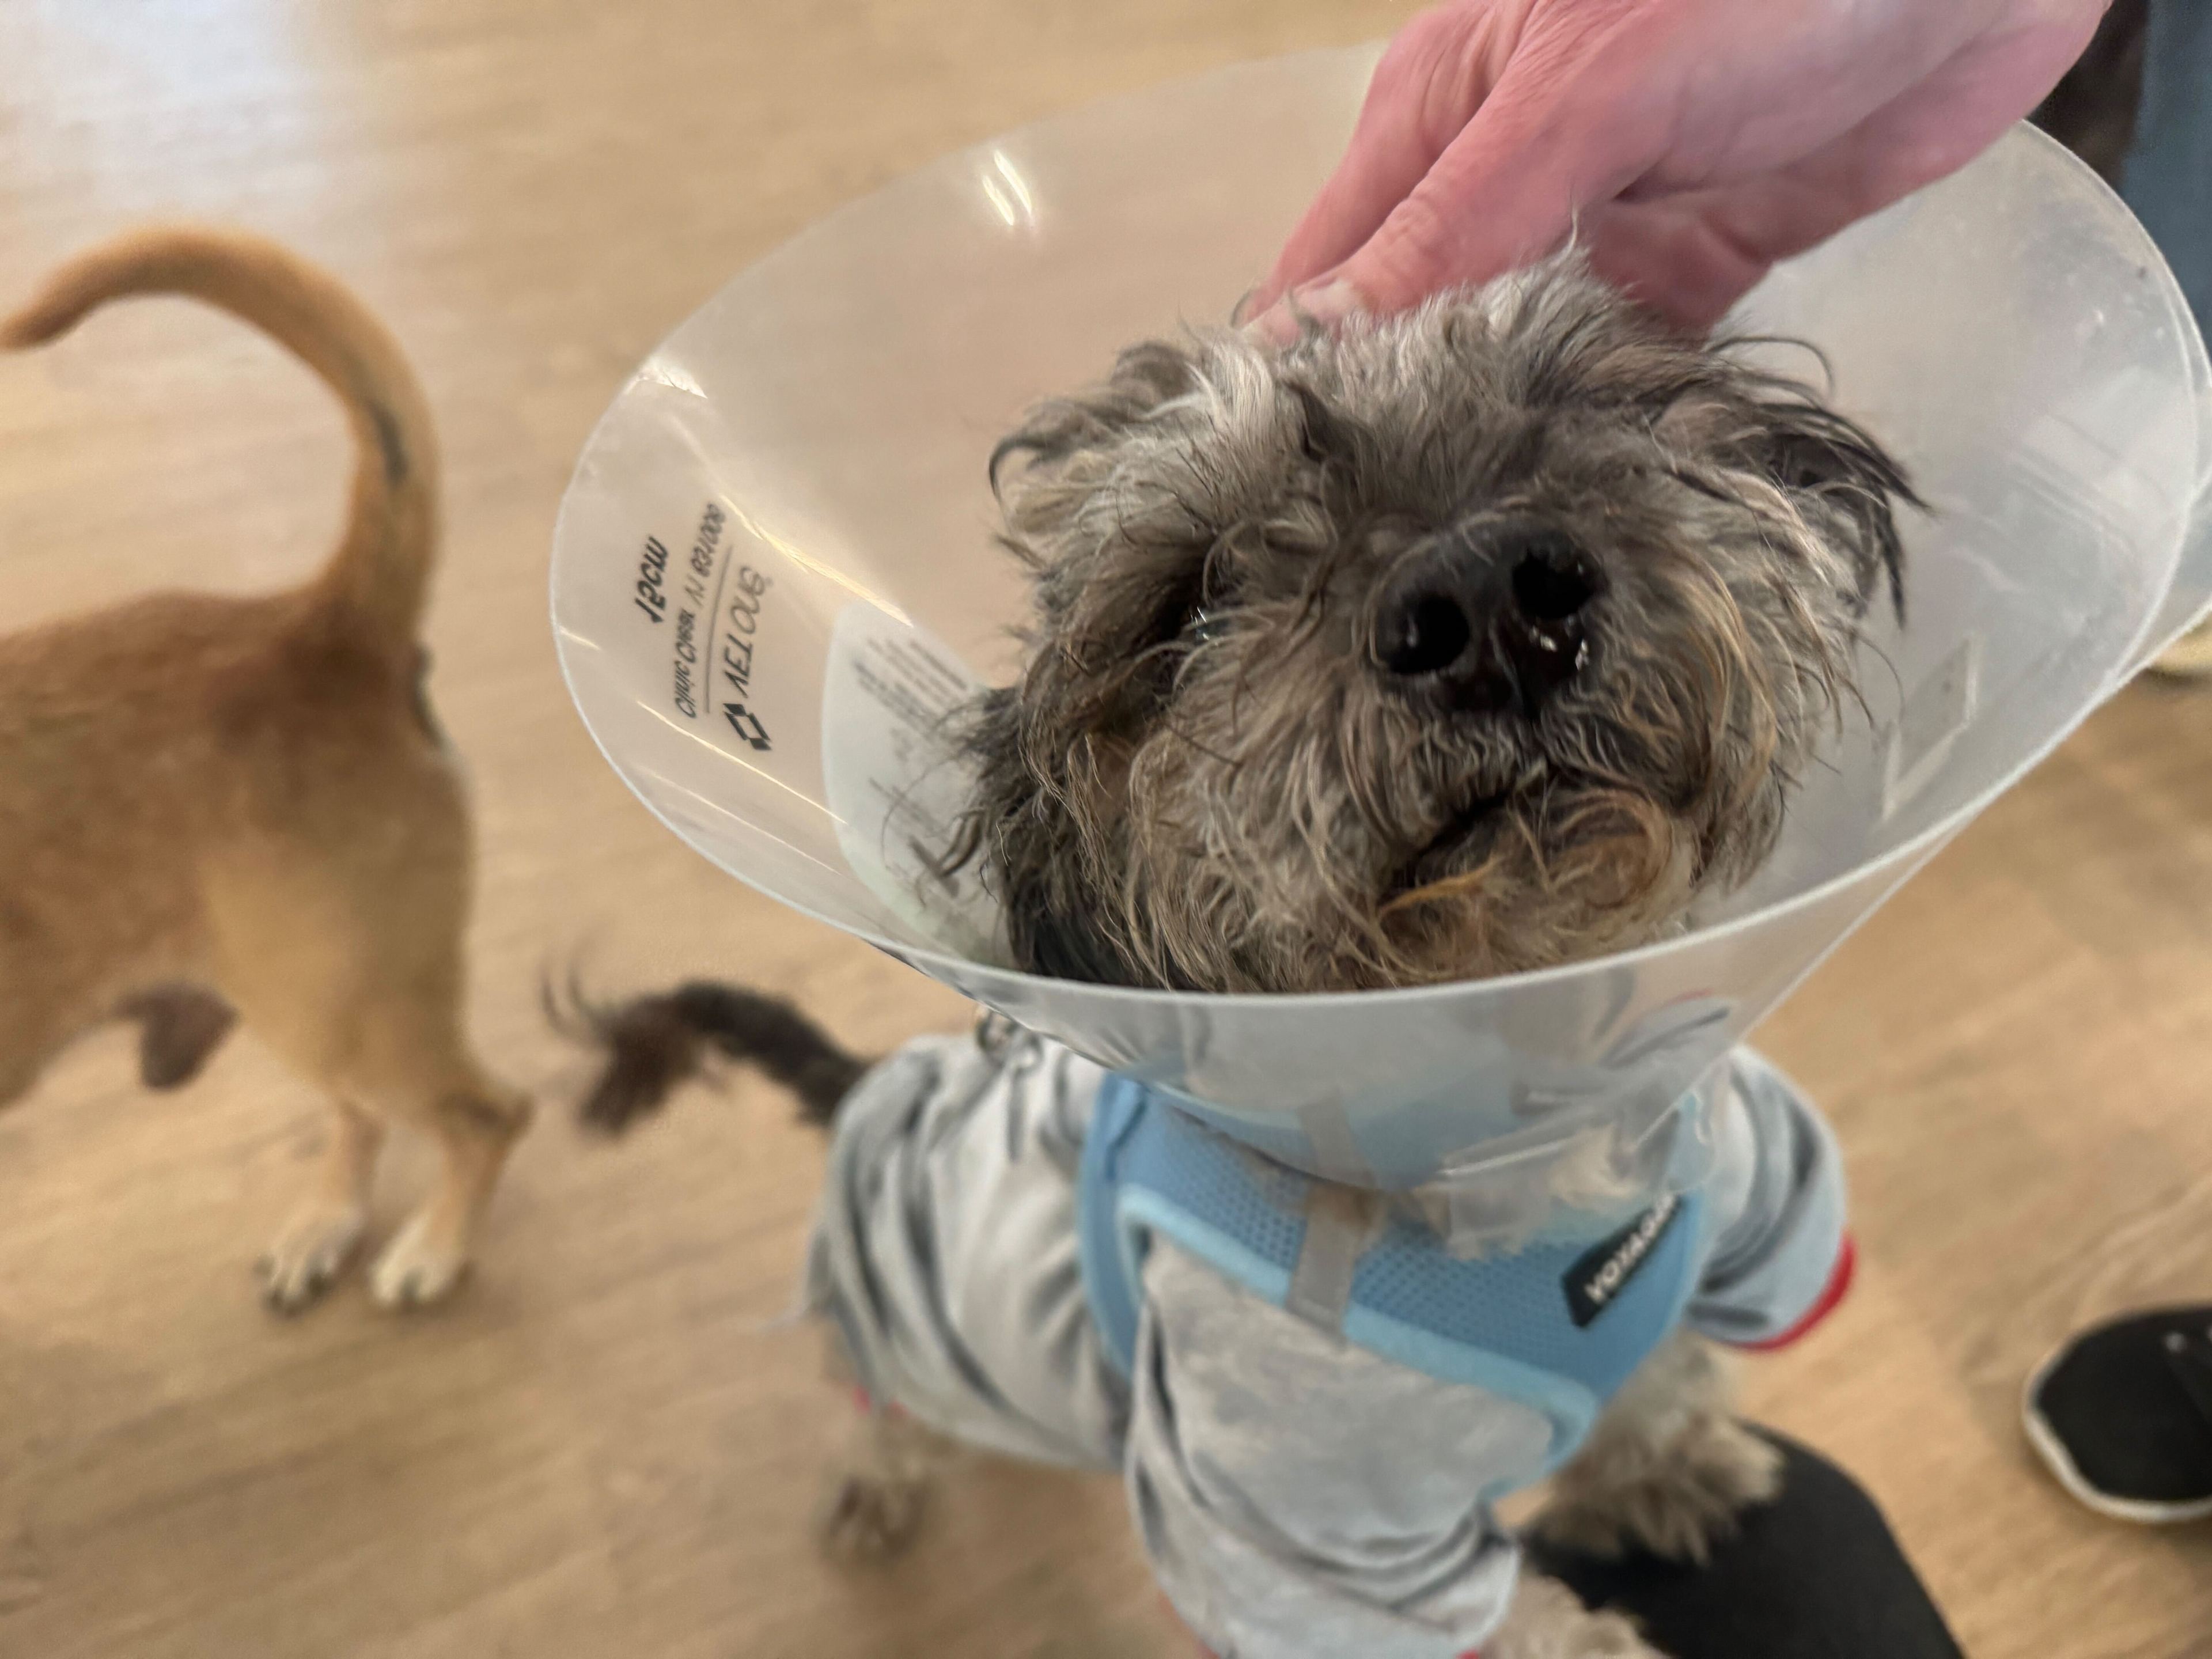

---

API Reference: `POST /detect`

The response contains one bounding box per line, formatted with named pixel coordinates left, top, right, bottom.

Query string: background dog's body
left=0, top=228, right=528, bottom=1310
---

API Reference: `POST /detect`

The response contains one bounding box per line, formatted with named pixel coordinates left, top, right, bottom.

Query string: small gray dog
left=571, top=256, right=1912, bottom=1659
left=952, top=252, right=1906, bottom=994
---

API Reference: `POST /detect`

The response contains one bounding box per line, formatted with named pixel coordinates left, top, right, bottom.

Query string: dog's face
left=948, top=259, right=1913, bottom=994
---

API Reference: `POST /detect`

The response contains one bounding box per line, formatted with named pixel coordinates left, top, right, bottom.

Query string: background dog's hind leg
left=120, top=986, right=237, bottom=1090
left=204, top=762, right=529, bottom=1313
left=0, top=1016, right=58, bottom=1112
left=365, top=1060, right=531, bottom=1309
left=0, top=963, right=94, bottom=1111
left=258, top=1099, right=384, bottom=1313
left=243, top=1001, right=530, bottom=1312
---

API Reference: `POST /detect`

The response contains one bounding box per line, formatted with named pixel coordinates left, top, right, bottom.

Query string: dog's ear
left=935, top=687, right=1140, bottom=987
left=1742, top=392, right=1919, bottom=621
left=1282, top=376, right=1369, bottom=473
left=989, top=339, right=1203, bottom=494
left=1002, top=870, right=1132, bottom=987
left=933, top=686, right=1021, bottom=885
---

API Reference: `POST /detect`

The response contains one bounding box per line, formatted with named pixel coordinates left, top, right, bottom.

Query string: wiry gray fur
left=566, top=270, right=1918, bottom=1638
left=945, top=255, right=1915, bottom=994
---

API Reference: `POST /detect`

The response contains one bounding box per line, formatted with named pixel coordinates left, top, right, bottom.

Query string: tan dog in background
left=0, top=227, right=529, bottom=1310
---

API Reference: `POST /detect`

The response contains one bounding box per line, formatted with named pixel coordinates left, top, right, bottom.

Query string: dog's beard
left=944, top=255, right=1914, bottom=995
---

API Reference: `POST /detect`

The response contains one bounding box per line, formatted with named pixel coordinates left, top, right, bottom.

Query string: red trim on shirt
left=1734, top=1234, right=1856, bottom=1353
left=851, top=1385, right=910, bottom=1419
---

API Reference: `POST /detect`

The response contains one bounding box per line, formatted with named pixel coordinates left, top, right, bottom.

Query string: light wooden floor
left=1, top=4, right=2209, bottom=1656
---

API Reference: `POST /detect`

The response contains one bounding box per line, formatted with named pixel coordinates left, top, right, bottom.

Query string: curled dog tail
left=1, top=225, right=437, bottom=652
left=551, top=977, right=868, bottom=1134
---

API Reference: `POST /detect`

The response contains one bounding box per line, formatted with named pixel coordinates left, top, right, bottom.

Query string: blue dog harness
left=1078, top=1074, right=1711, bottom=1475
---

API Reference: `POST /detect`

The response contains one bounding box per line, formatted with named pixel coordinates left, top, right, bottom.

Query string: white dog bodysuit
left=805, top=1025, right=1850, bottom=1659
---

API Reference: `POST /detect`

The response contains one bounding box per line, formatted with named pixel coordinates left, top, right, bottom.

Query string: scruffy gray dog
left=571, top=255, right=1911, bottom=1659
left=954, top=253, right=1904, bottom=993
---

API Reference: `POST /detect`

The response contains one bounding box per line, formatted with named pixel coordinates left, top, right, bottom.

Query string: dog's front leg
left=1487, top=1574, right=1668, bottom=1658
left=259, top=1100, right=385, bottom=1313
left=1532, top=1332, right=1783, bottom=1565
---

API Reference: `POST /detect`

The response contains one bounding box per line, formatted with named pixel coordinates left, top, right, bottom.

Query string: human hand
left=1248, top=0, right=2112, bottom=338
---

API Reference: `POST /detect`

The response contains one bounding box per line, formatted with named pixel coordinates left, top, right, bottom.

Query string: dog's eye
left=1187, top=607, right=1226, bottom=645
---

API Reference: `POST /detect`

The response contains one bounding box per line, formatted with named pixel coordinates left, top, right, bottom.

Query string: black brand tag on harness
left=1565, top=1193, right=1682, bottom=1328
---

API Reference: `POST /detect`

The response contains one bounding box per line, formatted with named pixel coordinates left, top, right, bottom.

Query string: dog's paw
left=815, top=1467, right=929, bottom=1565
left=257, top=1203, right=369, bottom=1315
left=368, top=1213, right=469, bottom=1310
left=1535, top=1414, right=1783, bottom=1566
left=1487, top=1574, right=1668, bottom=1659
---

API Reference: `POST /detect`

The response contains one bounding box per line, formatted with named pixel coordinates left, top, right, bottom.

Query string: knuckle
left=1374, top=5, right=1471, bottom=100
left=1363, top=192, right=1467, bottom=305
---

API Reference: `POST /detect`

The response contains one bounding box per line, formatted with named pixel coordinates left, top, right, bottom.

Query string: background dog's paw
left=814, top=1468, right=927, bottom=1565
left=256, top=1203, right=368, bottom=1315
left=368, top=1214, right=468, bottom=1309
left=1487, top=1574, right=1669, bottom=1659
left=1535, top=1415, right=1783, bottom=1566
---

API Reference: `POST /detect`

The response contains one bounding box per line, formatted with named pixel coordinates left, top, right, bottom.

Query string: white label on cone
left=822, top=603, right=1008, bottom=961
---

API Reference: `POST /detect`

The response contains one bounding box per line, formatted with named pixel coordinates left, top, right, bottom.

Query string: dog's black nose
left=1373, top=530, right=1597, bottom=714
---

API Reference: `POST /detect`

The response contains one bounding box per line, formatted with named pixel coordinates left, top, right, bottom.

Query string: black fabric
left=1527, top=1430, right=1963, bottom=1659
left=2030, top=0, right=2149, bottom=184
left=2028, top=1305, right=2212, bottom=1508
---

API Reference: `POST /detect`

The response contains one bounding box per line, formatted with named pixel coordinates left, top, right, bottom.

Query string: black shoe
left=2024, top=1304, right=2212, bottom=1524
